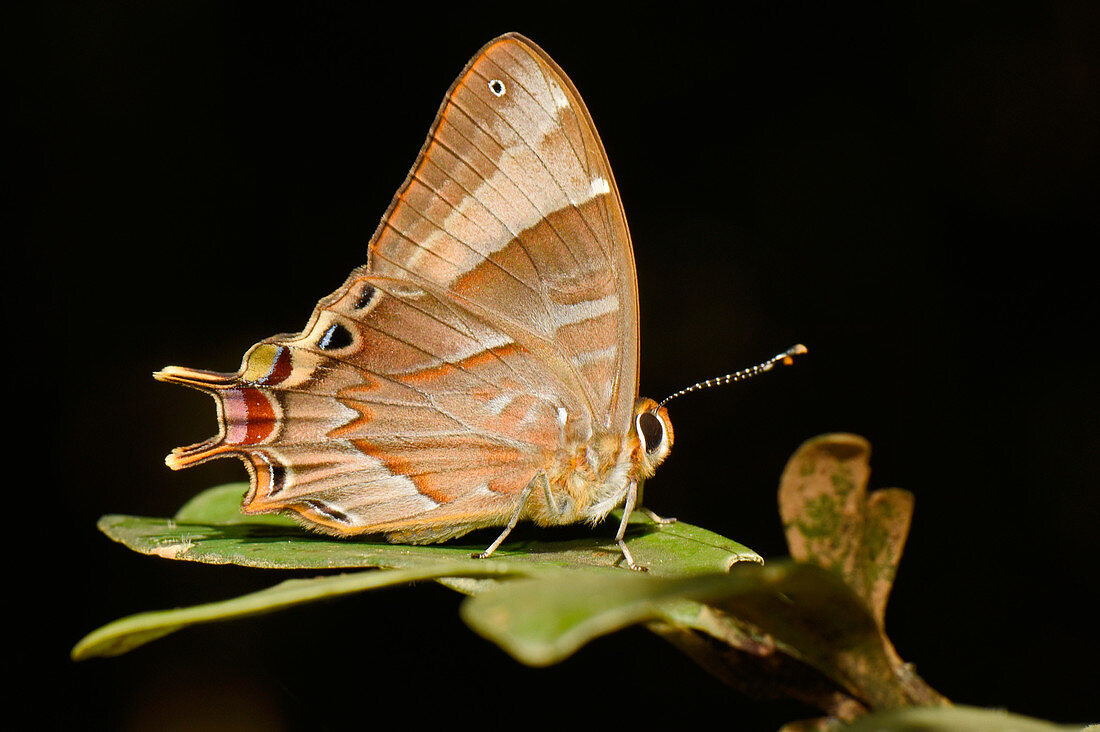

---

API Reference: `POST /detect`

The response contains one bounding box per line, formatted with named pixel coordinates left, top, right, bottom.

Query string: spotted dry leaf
left=778, top=433, right=913, bottom=625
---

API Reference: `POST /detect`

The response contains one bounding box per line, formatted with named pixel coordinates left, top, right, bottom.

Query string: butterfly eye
left=638, top=411, right=665, bottom=453
left=488, top=79, right=506, bottom=97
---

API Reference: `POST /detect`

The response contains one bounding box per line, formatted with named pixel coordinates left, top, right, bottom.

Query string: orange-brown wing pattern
left=158, top=34, right=639, bottom=541
left=158, top=276, right=564, bottom=541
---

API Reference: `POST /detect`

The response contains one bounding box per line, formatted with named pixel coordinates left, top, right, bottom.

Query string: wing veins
left=254, top=427, right=543, bottom=454
left=362, top=276, right=549, bottom=399
left=388, top=272, right=602, bottom=421
left=439, top=99, right=554, bottom=281
left=356, top=316, right=505, bottom=393
left=450, top=89, right=584, bottom=272
left=285, top=459, right=537, bottom=495
left=363, top=254, right=545, bottom=395
left=401, top=169, right=542, bottom=299
left=413, top=152, right=547, bottom=302
left=483, top=48, right=613, bottom=261
left=426, top=114, right=558, bottom=328
left=469, top=62, right=607, bottom=270
left=282, top=297, right=514, bottom=397
left=499, top=43, right=618, bottom=268
left=379, top=216, right=482, bottom=281
left=419, top=136, right=545, bottom=287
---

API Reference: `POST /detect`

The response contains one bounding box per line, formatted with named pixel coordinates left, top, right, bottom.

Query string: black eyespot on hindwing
left=268, top=462, right=287, bottom=495
left=354, top=284, right=376, bottom=310
left=319, top=323, right=353, bottom=351
left=301, top=499, right=351, bottom=524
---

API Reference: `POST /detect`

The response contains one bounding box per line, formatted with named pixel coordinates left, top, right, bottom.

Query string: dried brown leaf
left=778, top=434, right=915, bottom=622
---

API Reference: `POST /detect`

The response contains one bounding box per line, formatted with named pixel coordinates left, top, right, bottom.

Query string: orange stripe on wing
left=326, top=405, right=373, bottom=439
left=403, top=361, right=457, bottom=385
left=351, top=438, right=450, bottom=504
left=350, top=435, right=531, bottom=504
left=399, top=341, right=522, bottom=385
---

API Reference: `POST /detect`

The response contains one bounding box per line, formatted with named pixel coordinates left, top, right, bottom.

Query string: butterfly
left=156, top=32, right=803, bottom=571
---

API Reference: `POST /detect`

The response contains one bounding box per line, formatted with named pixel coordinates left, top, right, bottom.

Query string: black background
left=11, top=1, right=1098, bottom=729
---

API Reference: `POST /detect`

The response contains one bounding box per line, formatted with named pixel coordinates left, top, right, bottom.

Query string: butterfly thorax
left=531, top=431, right=633, bottom=526
left=531, top=398, right=673, bottom=527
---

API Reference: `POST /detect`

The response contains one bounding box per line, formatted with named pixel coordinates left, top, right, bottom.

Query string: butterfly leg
left=615, top=481, right=647, bottom=572
left=641, top=507, right=677, bottom=525
left=635, top=482, right=674, bottom=524
left=540, top=472, right=560, bottom=515
left=473, top=474, right=538, bottom=560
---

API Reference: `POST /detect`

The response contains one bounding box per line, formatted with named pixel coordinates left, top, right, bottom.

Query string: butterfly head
left=633, top=397, right=674, bottom=477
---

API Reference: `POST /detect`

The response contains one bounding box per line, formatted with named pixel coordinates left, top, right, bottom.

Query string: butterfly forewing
left=159, top=34, right=641, bottom=542
left=368, top=34, right=638, bottom=429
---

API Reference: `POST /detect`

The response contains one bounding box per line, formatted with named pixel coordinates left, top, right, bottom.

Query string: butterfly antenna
left=657, top=344, right=808, bottom=409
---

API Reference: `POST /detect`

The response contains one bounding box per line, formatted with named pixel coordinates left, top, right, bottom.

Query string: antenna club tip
left=781, top=343, right=808, bottom=365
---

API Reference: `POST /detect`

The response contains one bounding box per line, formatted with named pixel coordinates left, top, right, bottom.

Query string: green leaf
left=707, top=563, right=905, bottom=709
left=173, top=483, right=296, bottom=526
left=460, top=569, right=720, bottom=666
left=78, top=483, right=762, bottom=660
left=97, top=483, right=760, bottom=576
left=459, top=559, right=893, bottom=691
left=71, top=563, right=522, bottom=660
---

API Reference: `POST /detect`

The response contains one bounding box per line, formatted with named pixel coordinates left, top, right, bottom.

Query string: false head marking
left=241, top=344, right=293, bottom=386
left=222, top=388, right=280, bottom=445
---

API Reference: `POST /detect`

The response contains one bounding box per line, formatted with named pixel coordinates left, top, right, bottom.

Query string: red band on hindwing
left=224, top=387, right=277, bottom=445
